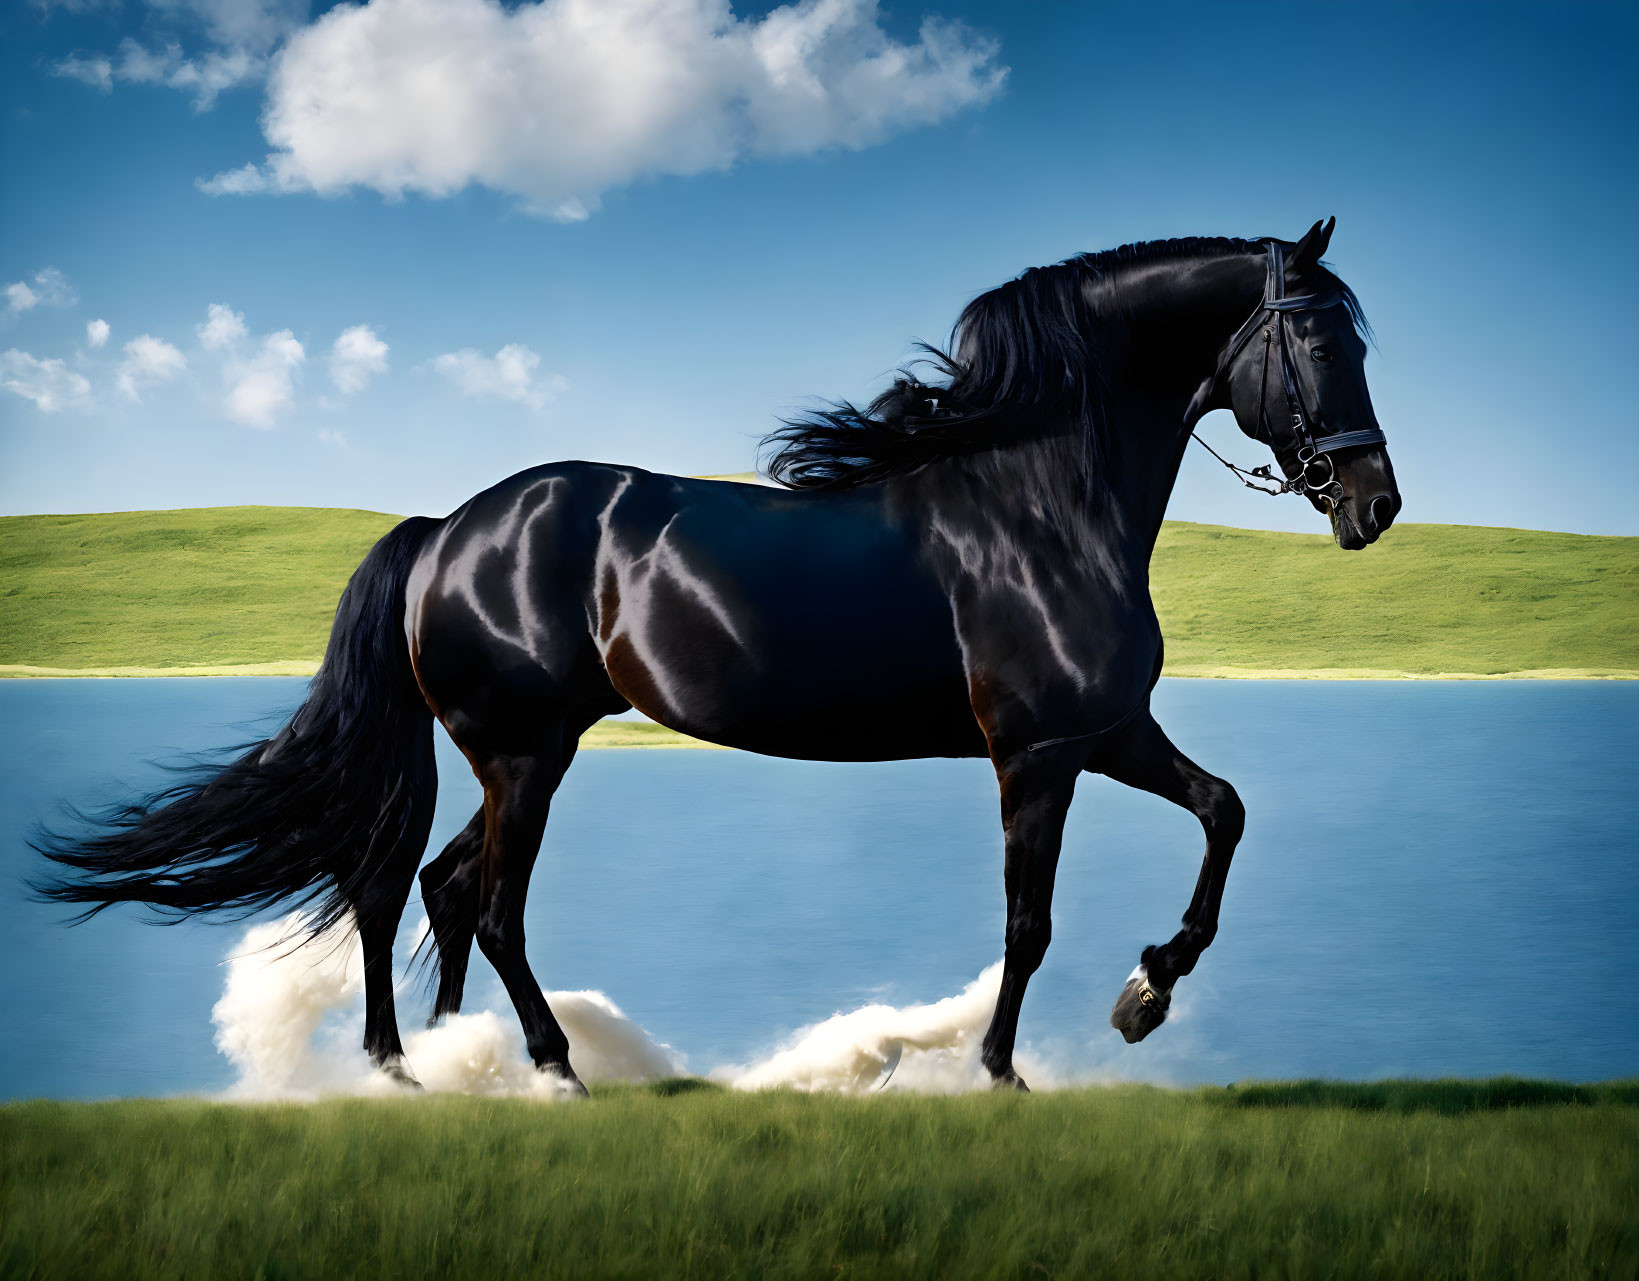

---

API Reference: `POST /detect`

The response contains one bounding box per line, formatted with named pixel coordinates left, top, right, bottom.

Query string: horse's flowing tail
left=34, top=516, right=442, bottom=938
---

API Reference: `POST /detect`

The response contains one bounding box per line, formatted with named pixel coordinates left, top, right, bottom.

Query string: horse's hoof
left=542, top=1065, right=590, bottom=1098
left=991, top=1069, right=1030, bottom=1092
left=379, top=1056, right=424, bottom=1090
left=1110, top=966, right=1171, bottom=1044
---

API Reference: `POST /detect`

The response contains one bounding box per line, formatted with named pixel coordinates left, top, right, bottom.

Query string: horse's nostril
left=1369, top=495, right=1396, bottom=533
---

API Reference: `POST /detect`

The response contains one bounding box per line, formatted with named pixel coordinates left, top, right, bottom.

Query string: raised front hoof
left=377, top=1055, right=424, bottom=1090
left=988, top=1067, right=1030, bottom=1092
left=1110, top=969, right=1171, bottom=1045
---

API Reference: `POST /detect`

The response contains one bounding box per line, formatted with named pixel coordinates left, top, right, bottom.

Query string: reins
left=1189, top=427, right=1301, bottom=496
left=1186, top=240, right=1385, bottom=506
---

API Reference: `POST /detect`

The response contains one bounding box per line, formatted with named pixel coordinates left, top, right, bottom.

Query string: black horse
left=39, top=221, right=1399, bottom=1092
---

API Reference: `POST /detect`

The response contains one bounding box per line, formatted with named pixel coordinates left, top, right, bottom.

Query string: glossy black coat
left=43, top=224, right=1400, bottom=1091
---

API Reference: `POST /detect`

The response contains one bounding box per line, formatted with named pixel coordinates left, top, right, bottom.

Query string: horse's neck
left=931, top=417, right=1184, bottom=597
left=912, top=253, right=1262, bottom=591
left=969, top=396, right=1196, bottom=580
left=1094, top=391, right=1194, bottom=561
left=1092, top=255, right=1266, bottom=555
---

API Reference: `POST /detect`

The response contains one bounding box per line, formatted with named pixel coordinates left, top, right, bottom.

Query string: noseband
left=1186, top=241, right=1387, bottom=504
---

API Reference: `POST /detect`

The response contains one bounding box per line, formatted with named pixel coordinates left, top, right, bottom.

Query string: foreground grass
left=2, top=508, right=1634, bottom=681
left=3, top=1080, right=1635, bottom=1280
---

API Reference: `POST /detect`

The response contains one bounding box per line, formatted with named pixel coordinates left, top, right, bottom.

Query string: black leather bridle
left=1185, top=240, right=1387, bottom=505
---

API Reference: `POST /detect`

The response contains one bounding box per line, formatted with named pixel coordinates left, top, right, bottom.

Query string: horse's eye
left=1310, top=346, right=1333, bottom=365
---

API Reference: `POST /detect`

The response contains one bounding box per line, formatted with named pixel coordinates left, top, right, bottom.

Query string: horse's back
left=405, top=461, right=979, bottom=761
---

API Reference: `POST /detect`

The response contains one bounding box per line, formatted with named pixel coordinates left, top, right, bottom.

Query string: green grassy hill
left=1, top=506, right=1633, bottom=679
left=4, top=1081, right=1636, bottom=1280
left=0, top=507, right=403, bottom=672
left=1150, top=521, right=1636, bottom=678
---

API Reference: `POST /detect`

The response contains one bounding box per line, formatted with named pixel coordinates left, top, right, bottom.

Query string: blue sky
left=2, top=1, right=1635, bottom=535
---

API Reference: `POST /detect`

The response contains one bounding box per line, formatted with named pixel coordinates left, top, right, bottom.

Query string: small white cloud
left=5, top=267, right=75, bottom=313
left=86, top=318, right=110, bottom=348
left=317, top=427, right=349, bottom=448
left=58, top=38, right=262, bottom=112
left=36, top=268, right=75, bottom=305
left=329, top=324, right=388, bottom=395
left=137, top=42, right=260, bottom=111
left=116, top=334, right=188, bottom=400
left=197, top=162, right=270, bottom=196
left=432, top=344, right=564, bottom=410
left=53, top=54, right=114, bottom=92
left=1, top=349, right=93, bottom=412
left=197, top=302, right=248, bottom=350
left=225, top=329, right=304, bottom=427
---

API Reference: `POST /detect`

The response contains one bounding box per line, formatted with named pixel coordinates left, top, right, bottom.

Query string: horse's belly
left=609, top=621, right=984, bottom=762
left=633, top=683, right=986, bottom=761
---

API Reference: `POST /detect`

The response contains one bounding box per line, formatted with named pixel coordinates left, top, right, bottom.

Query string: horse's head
left=1216, top=218, right=1401, bottom=550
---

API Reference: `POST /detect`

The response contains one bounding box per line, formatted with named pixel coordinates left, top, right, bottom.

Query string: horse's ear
left=1291, top=216, right=1336, bottom=268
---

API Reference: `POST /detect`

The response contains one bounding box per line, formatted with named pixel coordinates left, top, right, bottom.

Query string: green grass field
left=2, top=506, right=1633, bottom=683
left=3, top=1080, right=1635, bottom=1280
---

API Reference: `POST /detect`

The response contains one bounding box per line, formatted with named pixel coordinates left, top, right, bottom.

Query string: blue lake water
left=1, top=678, right=1635, bottom=1099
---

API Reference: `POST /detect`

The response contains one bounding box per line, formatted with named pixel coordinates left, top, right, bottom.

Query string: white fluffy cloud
left=225, top=330, right=305, bottom=427
left=4, top=282, right=41, bottom=313
left=1, top=349, right=93, bottom=412
left=6, top=268, right=76, bottom=313
left=432, top=344, right=563, bottom=409
left=86, top=318, right=110, bottom=348
left=197, top=302, right=248, bottom=350
left=116, top=334, right=188, bottom=400
left=199, top=0, right=1005, bottom=217
left=329, top=324, right=388, bottom=394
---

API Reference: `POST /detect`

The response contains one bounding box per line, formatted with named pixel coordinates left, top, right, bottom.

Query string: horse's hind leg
left=471, top=734, right=587, bottom=1092
left=357, top=899, right=419, bottom=1085
left=1092, top=709, right=1245, bottom=1044
left=349, top=736, right=438, bottom=1085
left=349, top=812, right=435, bottom=1094
left=419, top=808, right=485, bottom=1024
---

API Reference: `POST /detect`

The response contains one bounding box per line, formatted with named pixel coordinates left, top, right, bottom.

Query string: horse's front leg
left=979, top=754, right=1080, bottom=1090
left=1093, top=709, right=1245, bottom=1044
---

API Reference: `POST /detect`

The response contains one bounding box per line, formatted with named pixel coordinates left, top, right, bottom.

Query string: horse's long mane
left=761, top=236, right=1367, bottom=492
